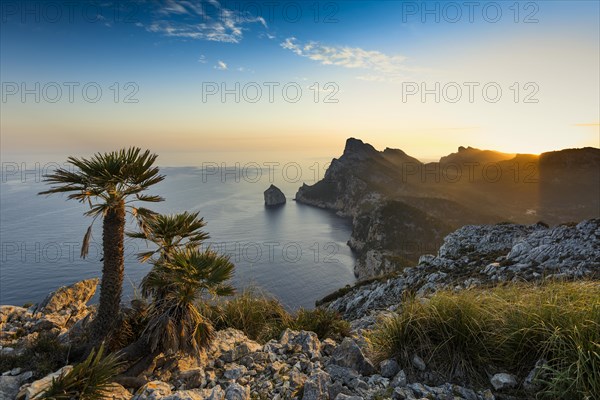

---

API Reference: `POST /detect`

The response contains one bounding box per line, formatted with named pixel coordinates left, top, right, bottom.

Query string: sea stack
left=264, top=184, right=286, bottom=207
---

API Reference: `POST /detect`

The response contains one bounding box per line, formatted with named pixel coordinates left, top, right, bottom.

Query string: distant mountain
left=438, top=146, right=515, bottom=165
left=296, top=138, right=600, bottom=280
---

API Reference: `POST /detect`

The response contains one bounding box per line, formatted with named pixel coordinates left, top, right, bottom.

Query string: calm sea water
left=0, top=166, right=356, bottom=309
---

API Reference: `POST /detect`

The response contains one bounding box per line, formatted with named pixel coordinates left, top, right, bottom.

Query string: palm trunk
left=92, top=200, right=126, bottom=342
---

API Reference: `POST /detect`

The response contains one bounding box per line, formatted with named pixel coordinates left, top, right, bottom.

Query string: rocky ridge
left=322, top=219, right=600, bottom=322
left=295, top=138, right=600, bottom=280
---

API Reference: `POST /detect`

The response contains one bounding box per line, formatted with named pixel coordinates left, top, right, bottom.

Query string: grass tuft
left=205, top=288, right=350, bottom=343
left=368, top=281, right=600, bottom=399
left=0, top=333, right=69, bottom=377
left=40, top=343, right=122, bottom=399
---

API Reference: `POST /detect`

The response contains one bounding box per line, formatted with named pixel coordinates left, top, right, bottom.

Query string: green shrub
left=290, top=308, right=350, bottom=341
left=207, top=288, right=292, bottom=343
left=0, top=333, right=70, bottom=377
left=40, top=343, right=122, bottom=399
left=207, top=289, right=351, bottom=343
left=368, top=281, right=600, bottom=399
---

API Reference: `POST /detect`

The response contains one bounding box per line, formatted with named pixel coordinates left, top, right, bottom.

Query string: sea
left=0, top=162, right=356, bottom=309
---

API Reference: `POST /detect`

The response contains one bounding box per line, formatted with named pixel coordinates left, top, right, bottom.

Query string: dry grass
left=368, top=281, right=600, bottom=399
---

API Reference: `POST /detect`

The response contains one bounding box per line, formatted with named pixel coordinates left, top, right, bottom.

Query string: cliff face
left=296, top=138, right=600, bottom=280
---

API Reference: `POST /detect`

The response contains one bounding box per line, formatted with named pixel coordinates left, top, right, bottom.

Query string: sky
left=1, top=0, right=599, bottom=165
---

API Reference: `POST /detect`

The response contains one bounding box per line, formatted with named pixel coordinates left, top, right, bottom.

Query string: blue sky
left=1, top=0, right=599, bottom=163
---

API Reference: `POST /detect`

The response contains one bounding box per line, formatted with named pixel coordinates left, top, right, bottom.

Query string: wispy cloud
left=198, top=54, right=207, bottom=64
left=281, top=37, right=426, bottom=82
left=140, top=0, right=268, bottom=43
left=215, top=60, right=228, bottom=70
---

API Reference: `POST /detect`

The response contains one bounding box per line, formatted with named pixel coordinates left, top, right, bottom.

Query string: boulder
left=37, top=278, right=98, bottom=315
left=133, top=380, right=172, bottom=399
left=163, top=389, right=205, bottom=400
left=224, top=382, right=249, bottom=400
left=411, top=355, right=426, bottom=371
left=16, top=366, right=73, bottom=400
left=330, top=338, right=375, bottom=376
left=302, top=371, right=331, bottom=400
left=208, top=330, right=261, bottom=367
left=0, top=374, right=27, bottom=400
left=490, top=372, right=518, bottom=390
left=103, top=383, right=132, bottom=400
left=264, top=185, right=286, bottom=207
left=30, top=278, right=99, bottom=333
left=379, top=359, right=399, bottom=378
left=280, top=329, right=321, bottom=359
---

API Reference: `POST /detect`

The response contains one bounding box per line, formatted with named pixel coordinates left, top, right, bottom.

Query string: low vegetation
left=40, top=344, right=122, bottom=399
left=368, top=281, right=600, bottom=399
left=207, top=288, right=350, bottom=343
left=0, top=333, right=69, bottom=378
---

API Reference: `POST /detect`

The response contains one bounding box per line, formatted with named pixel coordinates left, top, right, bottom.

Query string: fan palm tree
left=39, top=148, right=165, bottom=341
left=127, top=211, right=209, bottom=264
left=127, top=211, right=210, bottom=302
left=141, top=247, right=235, bottom=355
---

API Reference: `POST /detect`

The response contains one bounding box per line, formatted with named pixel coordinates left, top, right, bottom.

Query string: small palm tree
left=141, top=248, right=235, bottom=355
left=127, top=211, right=209, bottom=263
left=128, top=211, right=211, bottom=302
left=39, top=148, right=165, bottom=341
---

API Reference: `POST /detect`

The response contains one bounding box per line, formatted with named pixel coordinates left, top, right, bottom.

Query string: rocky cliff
left=321, top=219, right=600, bottom=321
left=296, top=138, right=600, bottom=280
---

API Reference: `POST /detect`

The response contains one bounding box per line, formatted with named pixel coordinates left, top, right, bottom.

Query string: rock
left=221, top=341, right=261, bottom=363
left=490, top=373, right=518, bottom=390
left=334, top=394, right=364, bottom=400
left=0, top=347, right=15, bottom=356
left=133, top=380, right=172, bottom=399
left=302, top=371, right=330, bottom=400
left=321, top=338, right=337, bottom=356
left=163, top=389, right=205, bottom=400
left=224, top=382, right=249, bottom=400
left=0, top=375, right=22, bottom=400
left=330, top=338, right=376, bottom=376
left=390, top=370, right=407, bottom=388
left=178, top=367, right=205, bottom=388
left=103, top=383, right=132, bottom=400
left=16, top=366, right=73, bottom=400
left=264, top=185, right=286, bottom=207
left=523, top=359, right=547, bottom=392
left=37, top=278, right=98, bottom=315
left=0, top=306, right=29, bottom=324
left=325, top=364, right=360, bottom=386
left=223, top=365, right=247, bottom=381
left=207, top=329, right=262, bottom=363
left=205, top=386, right=225, bottom=400
left=411, top=355, right=426, bottom=371
left=392, top=386, right=415, bottom=400
left=280, top=329, right=321, bottom=360
left=379, top=359, right=399, bottom=378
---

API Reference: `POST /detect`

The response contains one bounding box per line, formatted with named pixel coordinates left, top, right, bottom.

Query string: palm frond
left=127, top=211, right=210, bottom=262
left=81, top=225, right=93, bottom=259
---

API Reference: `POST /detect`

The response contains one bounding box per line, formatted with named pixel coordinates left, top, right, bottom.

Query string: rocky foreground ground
left=1, top=219, right=598, bottom=400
